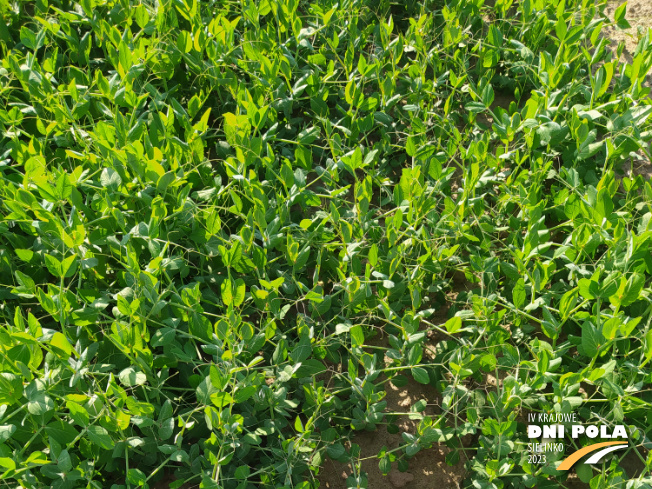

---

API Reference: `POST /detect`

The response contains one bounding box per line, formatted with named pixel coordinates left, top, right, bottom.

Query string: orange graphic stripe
left=557, top=441, right=628, bottom=471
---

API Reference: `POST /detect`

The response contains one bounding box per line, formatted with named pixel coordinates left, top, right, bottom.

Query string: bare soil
left=605, top=1, right=652, bottom=182
left=604, top=0, right=652, bottom=68
left=317, top=370, right=469, bottom=489
left=317, top=317, right=470, bottom=489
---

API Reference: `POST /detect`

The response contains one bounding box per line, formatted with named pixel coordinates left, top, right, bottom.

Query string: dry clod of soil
left=389, top=471, right=415, bottom=488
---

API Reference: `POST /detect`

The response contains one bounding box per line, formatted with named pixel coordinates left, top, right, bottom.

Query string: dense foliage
left=1, top=0, right=652, bottom=488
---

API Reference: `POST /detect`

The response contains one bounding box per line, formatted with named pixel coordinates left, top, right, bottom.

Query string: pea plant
left=1, top=0, right=652, bottom=488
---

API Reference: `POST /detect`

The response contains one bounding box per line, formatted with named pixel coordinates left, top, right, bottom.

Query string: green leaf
left=233, top=278, right=246, bottom=307
left=158, top=417, right=174, bottom=440
left=100, top=168, right=122, bottom=189
left=152, top=328, right=175, bottom=347
left=127, top=468, right=147, bottom=485
left=290, top=336, right=312, bottom=363
left=368, top=244, right=378, bottom=267
left=297, top=126, right=319, bottom=145
left=602, top=317, right=620, bottom=340
left=56, top=173, right=72, bottom=200
left=620, top=316, right=641, bottom=337
left=188, top=94, right=203, bottom=118
left=66, top=401, right=90, bottom=427
left=44, top=254, right=63, bottom=278
left=350, top=325, right=364, bottom=347
left=578, top=278, right=598, bottom=300
left=555, top=18, right=567, bottom=41
left=581, top=322, right=601, bottom=358
left=559, top=288, right=578, bottom=319
left=209, top=366, right=228, bottom=390
left=576, top=463, right=593, bottom=483
left=594, top=188, right=613, bottom=221
left=205, top=210, right=221, bottom=234
left=41, top=465, right=64, bottom=479
left=235, top=465, right=251, bottom=480
left=390, top=375, right=408, bottom=387
left=0, top=458, right=16, bottom=471
left=87, top=426, right=113, bottom=450
left=118, top=40, right=132, bottom=72
left=221, top=278, right=233, bottom=306
left=61, top=255, right=78, bottom=278
left=15, top=249, right=34, bottom=262
left=537, top=349, right=550, bottom=374
left=234, top=385, right=256, bottom=403
left=445, top=317, right=462, bottom=334
left=196, top=376, right=217, bottom=405
left=45, top=421, right=78, bottom=445
left=482, top=83, right=494, bottom=108
left=598, top=273, right=620, bottom=299
left=513, top=278, right=526, bottom=309
left=480, top=354, right=497, bottom=372
left=57, top=449, right=72, bottom=472
left=411, top=367, right=429, bottom=384
left=15, top=270, right=35, bottom=292
left=50, top=332, right=72, bottom=357
left=118, top=367, right=147, bottom=387
left=177, top=31, right=192, bottom=53
left=334, top=323, right=350, bottom=335
left=135, top=5, right=150, bottom=29
left=621, top=273, right=644, bottom=307
left=327, top=442, right=346, bottom=460
left=536, top=121, right=562, bottom=146
left=614, top=2, right=631, bottom=29
left=422, top=426, right=455, bottom=443
left=20, top=26, right=38, bottom=50
left=37, top=288, right=57, bottom=315
left=294, top=415, right=304, bottom=433
left=26, top=383, right=54, bottom=415
left=210, top=392, right=233, bottom=408
left=0, top=425, right=16, bottom=443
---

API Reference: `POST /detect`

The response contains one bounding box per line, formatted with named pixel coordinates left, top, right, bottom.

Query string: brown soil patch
left=620, top=150, right=652, bottom=182
left=317, top=330, right=469, bottom=489
left=319, top=441, right=466, bottom=489
left=317, top=383, right=469, bottom=489
left=604, top=1, right=652, bottom=183
left=604, top=0, right=652, bottom=66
